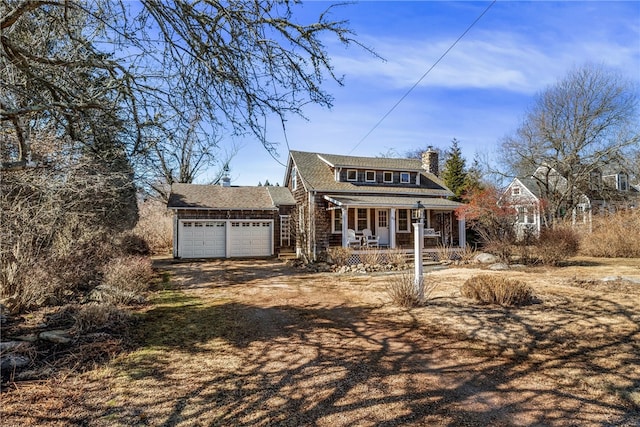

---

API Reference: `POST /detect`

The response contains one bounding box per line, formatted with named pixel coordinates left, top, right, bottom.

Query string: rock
left=600, top=276, right=621, bottom=282
left=510, top=264, right=526, bottom=269
left=1, top=355, right=30, bottom=371
left=489, top=263, right=510, bottom=271
left=0, top=341, right=27, bottom=352
left=12, top=334, right=39, bottom=343
left=474, top=253, right=498, bottom=264
left=39, top=330, right=73, bottom=344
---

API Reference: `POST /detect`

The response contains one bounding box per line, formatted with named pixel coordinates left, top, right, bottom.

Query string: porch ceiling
left=324, top=194, right=463, bottom=210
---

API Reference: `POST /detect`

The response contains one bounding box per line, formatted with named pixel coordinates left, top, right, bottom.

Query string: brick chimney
left=422, top=147, right=439, bottom=176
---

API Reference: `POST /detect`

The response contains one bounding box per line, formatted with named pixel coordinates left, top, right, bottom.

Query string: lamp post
left=412, top=201, right=426, bottom=301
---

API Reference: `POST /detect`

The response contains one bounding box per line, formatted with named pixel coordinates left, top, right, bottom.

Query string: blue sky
left=215, top=1, right=640, bottom=186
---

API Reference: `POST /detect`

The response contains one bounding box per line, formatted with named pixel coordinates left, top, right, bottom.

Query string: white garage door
left=180, top=221, right=226, bottom=258
left=229, top=221, right=272, bottom=257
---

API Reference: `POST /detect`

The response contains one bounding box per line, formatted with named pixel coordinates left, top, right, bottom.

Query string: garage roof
left=168, top=184, right=295, bottom=210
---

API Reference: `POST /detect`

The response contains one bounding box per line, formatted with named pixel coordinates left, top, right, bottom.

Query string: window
left=397, top=209, right=410, bottom=232
left=332, top=210, right=342, bottom=233
left=365, top=170, right=376, bottom=182
left=400, top=172, right=410, bottom=183
left=357, top=208, right=368, bottom=231
left=619, top=174, right=629, bottom=191
left=512, top=186, right=520, bottom=196
left=383, top=171, right=393, bottom=183
left=291, top=167, right=297, bottom=190
left=347, top=169, right=358, bottom=181
left=516, top=206, right=534, bottom=224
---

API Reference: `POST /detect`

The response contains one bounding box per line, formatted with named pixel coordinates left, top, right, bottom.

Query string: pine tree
left=442, top=139, right=468, bottom=202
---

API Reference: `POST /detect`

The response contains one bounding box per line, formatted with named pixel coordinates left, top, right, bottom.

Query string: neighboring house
left=501, top=165, right=638, bottom=238
left=283, top=150, right=466, bottom=260
left=167, top=182, right=295, bottom=259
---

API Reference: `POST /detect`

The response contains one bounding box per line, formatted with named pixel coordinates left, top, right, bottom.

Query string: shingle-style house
left=500, top=165, right=638, bottom=238
left=283, top=150, right=466, bottom=260
left=168, top=183, right=295, bottom=258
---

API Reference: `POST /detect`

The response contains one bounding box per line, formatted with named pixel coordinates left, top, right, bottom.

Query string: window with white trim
left=397, top=209, right=410, bottom=232
left=365, top=170, right=376, bottom=182
left=347, top=169, right=357, bottom=181
left=383, top=171, right=393, bottom=183
left=400, top=172, right=410, bottom=183
left=331, top=210, right=342, bottom=233
left=512, top=186, right=520, bottom=196
left=356, top=208, right=368, bottom=231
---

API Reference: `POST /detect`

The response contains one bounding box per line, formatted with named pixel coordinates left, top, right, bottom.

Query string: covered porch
left=324, top=194, right=466, bottom=250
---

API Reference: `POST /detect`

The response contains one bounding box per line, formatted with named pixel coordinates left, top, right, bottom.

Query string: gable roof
left=167, top=184, right=295, bottom=210
left=286, top=150, right=453, bottom=197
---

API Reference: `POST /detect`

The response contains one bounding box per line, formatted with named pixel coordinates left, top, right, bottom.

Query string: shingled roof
left=167, top=184, right=295, bottom=210
left=288, top=150, right=453, bottom=197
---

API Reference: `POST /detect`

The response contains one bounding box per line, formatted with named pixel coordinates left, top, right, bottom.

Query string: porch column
left=390, top=208, right=396, bottom=248
left=341, top=207, right=348, bottom=247
left=458, top=215, right=466, bottom=248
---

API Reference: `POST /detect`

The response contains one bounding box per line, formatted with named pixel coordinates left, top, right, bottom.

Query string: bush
left=386, top=272, right=437, bottom=307
left=100, top=256, right=154, bottom=304
left=483, top=237, right=514, bottom=263
left=71, top=303, right=131, bottom=334
left=326, top=247, right=353, bottom=266
left=579, top=211, right=640, bottom=258
left=535, top=225, right=580, bottom=266
left=461, top=274, right=534, bottom=307
left=133, top=199, right=173, bottom=254
left=359, top=247, right=383, bottom=265
left=386, top=248, right=408, bottom=267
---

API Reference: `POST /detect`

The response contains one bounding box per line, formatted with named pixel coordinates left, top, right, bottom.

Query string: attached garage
left=168, top=184, right=294, bottom=259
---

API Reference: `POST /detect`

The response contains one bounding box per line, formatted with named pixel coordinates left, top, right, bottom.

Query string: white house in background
left=501, top=164, right=638, bottom=238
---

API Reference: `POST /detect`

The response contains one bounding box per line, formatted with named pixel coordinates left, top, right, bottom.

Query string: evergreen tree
left=442, top=139, right=467, bottom=202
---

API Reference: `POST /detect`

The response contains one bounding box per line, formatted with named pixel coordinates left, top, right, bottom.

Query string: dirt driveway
left=3, top=257, right=640, bottom=426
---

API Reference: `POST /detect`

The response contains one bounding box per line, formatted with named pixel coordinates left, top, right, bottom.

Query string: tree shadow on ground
left=88, top=291, right=639, bottom=427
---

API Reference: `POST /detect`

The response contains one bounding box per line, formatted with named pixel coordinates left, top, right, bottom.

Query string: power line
left=348, top=0, right=497, bottom=154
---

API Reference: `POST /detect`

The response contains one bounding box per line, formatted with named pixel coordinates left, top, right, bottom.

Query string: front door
left=376, top=209, right=389, bottom=246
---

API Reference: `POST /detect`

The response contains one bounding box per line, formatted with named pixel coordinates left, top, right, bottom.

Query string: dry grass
left=326, top=247, right=352, bottom=266
left=133, top=199, right=173, bottom=255
left=385, top=272, right=425, bottom=307
left=535, top=225, right=580, bottom=266
left=98, top=256, right=153, bottom=304
left=2, top=257, right=639, bottom=426
left=358, top=247, right=383, bottom=265
left=461, top=274, right=535, bottom=306
left=580, top=210, right=640, bottom=258
left=71, top=303, right=131, bottom=335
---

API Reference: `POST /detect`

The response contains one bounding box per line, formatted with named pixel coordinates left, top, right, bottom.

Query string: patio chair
left=346, top=229, right=361, bottom=248
left=362, top=228, right=379, bottom=247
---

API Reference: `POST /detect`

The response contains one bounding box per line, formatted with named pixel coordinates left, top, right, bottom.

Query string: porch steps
left=278, top=250, right=298, bottom=261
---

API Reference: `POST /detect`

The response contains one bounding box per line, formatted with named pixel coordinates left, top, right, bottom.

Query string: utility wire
left=348, top=0, right=497, bottom=154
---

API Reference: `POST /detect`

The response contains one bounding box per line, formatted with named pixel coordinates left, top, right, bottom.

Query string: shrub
left=483, top=237, right=514, bottom=263
left=326, top=247, right=353, bottom=266
left=386, top=272, right=437, bottom=307
left=579, top=211, right=640, bottom=258
left=133, top=199, right=173, bottom=254
left=461, top=274, right=534, bottom=307
left=386, top=248, right=408, bottom=267
left=535, top=225, right=580, bottom=266
left=359, top=247, right=383, bottom=265
left=71, top=303, right=131, bottom=334
left=100, top=256, right=154, bottom=304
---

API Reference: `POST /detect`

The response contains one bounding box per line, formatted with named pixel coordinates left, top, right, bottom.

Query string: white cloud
left=331, top=29, right=638, bottom=95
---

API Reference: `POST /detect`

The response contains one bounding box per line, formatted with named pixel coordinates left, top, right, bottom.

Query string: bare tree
left=500, top=64, right=639, bottom=220
left=1, top=0, right=369, bottom=176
